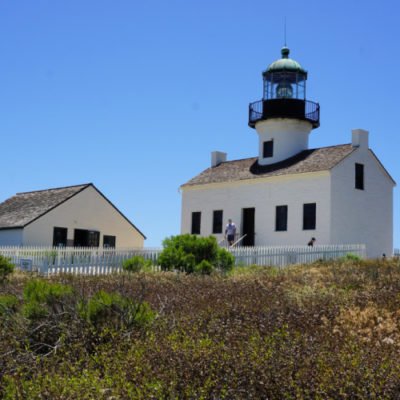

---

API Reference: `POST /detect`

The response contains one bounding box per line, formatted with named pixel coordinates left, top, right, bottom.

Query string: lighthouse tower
left=249, top=47, right=320, bottom=165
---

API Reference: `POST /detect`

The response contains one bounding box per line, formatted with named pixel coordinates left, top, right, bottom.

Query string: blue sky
left=0, top=0, right=398, bottom=248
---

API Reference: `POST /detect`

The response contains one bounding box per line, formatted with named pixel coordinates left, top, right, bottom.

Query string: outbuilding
left=0, top=183, right=145, bottom=248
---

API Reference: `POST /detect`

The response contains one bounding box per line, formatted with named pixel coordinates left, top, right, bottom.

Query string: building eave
left=181, top=170, right=331, bottom=191
left=90, top=185, right=147, bottom=240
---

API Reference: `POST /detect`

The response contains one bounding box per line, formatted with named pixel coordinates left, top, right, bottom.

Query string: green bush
left=0, top=255, right=14, bottom=282
left=22, top=279, right=74, bottom=319
left=194, top=260, right=214, bottom=275
left=79, top=290, right=156, bottom=330
left=123, top=255, right=153, bottom=273
left=158, top=234, right=235, bottom=273
left=0, top=294, right=18, bottom=314
left=216, top=248, right=235, bottom=272
left=341, top=253, right=362, bottom=262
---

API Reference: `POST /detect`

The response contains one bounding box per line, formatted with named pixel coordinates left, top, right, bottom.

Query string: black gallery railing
left=249, top=99, right=320, bottom=128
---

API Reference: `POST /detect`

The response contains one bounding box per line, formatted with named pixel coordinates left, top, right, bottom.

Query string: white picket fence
left=0, top=244, right=367, bottom=276
left=0, top=246, right=161, bottom=276
left=230, top=244, right=367, bottom=267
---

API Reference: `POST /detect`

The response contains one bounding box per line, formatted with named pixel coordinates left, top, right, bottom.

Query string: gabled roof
left=0, top=184, right=90, bottom=229
left=181, top=144, right=356, bottom=187
left=0, top=183, right=146, bottom=238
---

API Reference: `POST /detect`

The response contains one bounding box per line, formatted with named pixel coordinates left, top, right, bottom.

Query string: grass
left=1, top=257, right=400, bottom=399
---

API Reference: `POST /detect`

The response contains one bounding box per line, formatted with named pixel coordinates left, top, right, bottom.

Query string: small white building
left=180, top=47, right=395, bottom=258
left=0, top=183, right=145, bottom=248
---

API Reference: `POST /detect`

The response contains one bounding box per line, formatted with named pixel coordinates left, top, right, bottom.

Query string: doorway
left=53, top=227, right=67, bottom=247
left=74, top=229, right=100, bottom=247
left=242, top=208, right=255, bottom=246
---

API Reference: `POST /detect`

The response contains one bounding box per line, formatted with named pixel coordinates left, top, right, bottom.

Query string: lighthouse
left=249, top=47, right=320, bottom=165
left=180, top=47, right=395, bottom=258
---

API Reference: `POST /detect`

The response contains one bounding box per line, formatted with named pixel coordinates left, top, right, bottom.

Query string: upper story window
left=191, top=212, right=201, bottom=235
left=303, top=203, right=316, bottom=230
left=355, top=163, right=364, bottom=190
left=275, top=205, right=288, bottom=231
left=212, top=210, right=223, bottom=234
left=263, top=140, right=274, bottom=158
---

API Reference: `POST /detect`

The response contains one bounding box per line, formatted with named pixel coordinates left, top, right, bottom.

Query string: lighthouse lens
left=276, top=82, right=293, bottom=99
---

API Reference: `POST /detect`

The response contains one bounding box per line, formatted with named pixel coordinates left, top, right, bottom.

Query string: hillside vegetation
left=1, top=258, right=400, bottom=399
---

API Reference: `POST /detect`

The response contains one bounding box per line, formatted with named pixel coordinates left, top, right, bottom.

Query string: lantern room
left=249, top=47, right=320, bottom=129
left=262, top=47, right=307, bottom=100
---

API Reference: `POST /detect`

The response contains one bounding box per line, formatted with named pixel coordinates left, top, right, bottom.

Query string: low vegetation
left=0, top=255, right=14, bottom=283
left=1, top=256, right=400, bottom=399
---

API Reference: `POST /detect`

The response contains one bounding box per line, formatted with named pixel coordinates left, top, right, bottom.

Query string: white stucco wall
left=23, top=186, right=144, bottom=248
left=0, top=229, right=23, bottom=246
left=181, top=172, right=331, bottom=246
left=255, top=119, right=313, bottom=165
left=330, top=146, right=394, bottom=258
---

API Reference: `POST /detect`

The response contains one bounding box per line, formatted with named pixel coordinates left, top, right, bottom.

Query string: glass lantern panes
left=263, top=71, right=306, bottom=100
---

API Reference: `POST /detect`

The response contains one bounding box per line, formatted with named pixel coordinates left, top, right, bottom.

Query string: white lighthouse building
left=180, top=47, right=395, bottom=258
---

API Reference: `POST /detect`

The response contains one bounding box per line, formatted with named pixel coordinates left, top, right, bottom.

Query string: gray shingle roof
left=181, top=144, right=355, bottom=187
left=0, top=184, right=91, bottom=229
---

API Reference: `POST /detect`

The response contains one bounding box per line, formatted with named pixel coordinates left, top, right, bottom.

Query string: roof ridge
left=16, top=183, right=92, bottom=195
left=309, top=143, right=351, bottom=151
left=218, top=143, right=352, bottom=165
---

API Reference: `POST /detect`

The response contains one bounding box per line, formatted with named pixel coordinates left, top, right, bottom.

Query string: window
left=103, top=235, right=116, bottom=248
left=191, top=212, right=201, bottom=234
left=212, top=210, right=223, bottom=234
left=303, top=203, right=316, bottom=230
left=263, top=140, right=274, bottom=158
left=355, top=163, right=364, bottom=190
left=53, top=227, right=67, bottom=247
left=88, top=231, right=100, bottom=247
left=275, top=205, right=288, bottom=231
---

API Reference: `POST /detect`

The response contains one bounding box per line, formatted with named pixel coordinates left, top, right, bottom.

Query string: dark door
left=74, top=229, right=88, bottom=247
left=53, top=227, right=67, bottom=247
left=242, top=208, right=255, bottom=246
left=88, top=231, right=100, bottom=247
left=74, top=229, right=100, bottom=247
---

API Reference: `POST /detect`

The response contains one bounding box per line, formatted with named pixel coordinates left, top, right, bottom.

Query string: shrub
left=0, top=255, right=14, bottom=282
left=0, top=294, right=18, bottom=314
left=22, top=279, right=74, bottom=319
left=194, top=260, right=214, bottom=275
left=341, top=253, right=362, bottom=262
left=158, top=234, right=235, bottom=273
left=79, top=290, right=156, bottom=331
left=123, top=255, right=153, bottom=273
left=216, top=248, right=235, bottom=272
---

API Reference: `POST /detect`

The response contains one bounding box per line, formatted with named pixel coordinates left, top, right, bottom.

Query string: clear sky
left=0, top=0, right=398, bottom=249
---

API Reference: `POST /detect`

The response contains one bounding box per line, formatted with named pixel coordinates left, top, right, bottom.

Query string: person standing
left=225, top=219, right=237, bottom=246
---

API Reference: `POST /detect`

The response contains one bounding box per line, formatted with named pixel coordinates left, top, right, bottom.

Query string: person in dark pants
left=225, top=219, right=237, bottom=246
left=308, top=237, right=316, bottom=247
